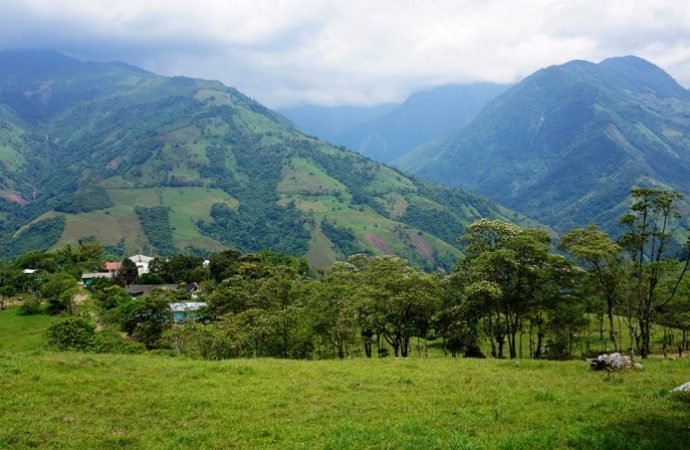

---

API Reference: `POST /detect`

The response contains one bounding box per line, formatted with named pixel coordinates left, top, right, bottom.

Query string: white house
left=128, top=254, right=154, bottom=275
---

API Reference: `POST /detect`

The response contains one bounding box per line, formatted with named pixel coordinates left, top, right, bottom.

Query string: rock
left=672, top=382, right=690, bottom=393
left=587, top=352, right=636, bottom=371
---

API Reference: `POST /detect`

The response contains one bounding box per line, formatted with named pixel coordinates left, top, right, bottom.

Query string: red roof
left=104, top=261, right=123, bottom=271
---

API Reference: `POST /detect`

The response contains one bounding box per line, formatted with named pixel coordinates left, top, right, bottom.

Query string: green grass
left=49, top=187, right=237, bottom=253
left=277, top=157, right=347, bottom=195
left=1, top=307, right=689, bottom=448
left=0, top=352, right=688, bottom=449
left=0, top=306, right=62, bottom=353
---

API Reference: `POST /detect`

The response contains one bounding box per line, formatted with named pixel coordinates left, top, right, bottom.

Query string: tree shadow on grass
left=567, top=411, right=690, bottom=450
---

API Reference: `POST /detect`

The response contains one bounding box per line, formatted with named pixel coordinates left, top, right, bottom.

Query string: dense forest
left=4, top=188, right=688, bottom=361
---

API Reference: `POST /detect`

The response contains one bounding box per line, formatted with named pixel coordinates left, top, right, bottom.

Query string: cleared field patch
left=56, top=206, right=150, bottom=253
left=53, top=187, right=237, bottom=254
left=362, top=165, right=417, bottom=195
left=277, top=157, right=347, bottom=195
left=304, top=224, right=337, bottom=269
left=193, top=88, right=234, bottom=106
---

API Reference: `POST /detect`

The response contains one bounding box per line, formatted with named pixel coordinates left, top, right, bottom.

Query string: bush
left=18, top=297, right=42, bottom=315
left=46, top=317, right=96, bottom=351
left=93, top=330, right=146, bottom=354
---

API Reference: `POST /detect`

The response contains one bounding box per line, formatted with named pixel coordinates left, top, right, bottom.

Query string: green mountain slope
left=0, top=50, right=536, bottom=270
left=409, top=56, right=690, bottom=233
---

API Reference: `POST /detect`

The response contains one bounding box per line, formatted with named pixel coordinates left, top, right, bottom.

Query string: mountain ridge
left=406, top=55, right=690, bottom=234
left=0, top=50, right=538, bottom=270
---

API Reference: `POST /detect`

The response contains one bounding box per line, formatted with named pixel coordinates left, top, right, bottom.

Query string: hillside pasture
left=0, top=349, right=688, bottom=449
left=53, top=187, right=237, bottom=254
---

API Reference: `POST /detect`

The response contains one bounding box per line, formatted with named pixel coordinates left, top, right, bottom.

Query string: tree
left=434, top=275, right=485, bottom=358
left=46, top=317, right=96, bottom=350
left=348, top=255, right=441, bottom=357
left=458, top=220, right=554, bottom=359
left=208, top=249, right=243, bottom=283
left=115, top=258, right=139, bottom=286
left=558, top=225, right=623, bottom=351
left=150, top=254, right=205, bottom=283
left=117, top=291, right=172, bottom=348
left=618, top=188, right=690, bottom=358
left=0, top=263, right=20, bottom=310
left=307, top=262, right=360, bottom=359
left=40, top=272, right=79, bottom=314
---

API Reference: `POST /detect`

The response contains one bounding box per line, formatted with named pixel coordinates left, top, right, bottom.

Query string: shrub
left=46, top=317, right=96, bottom=351
left=18, top=297, right=42, bottom=315
left=93, top=330, right=146, bottom=354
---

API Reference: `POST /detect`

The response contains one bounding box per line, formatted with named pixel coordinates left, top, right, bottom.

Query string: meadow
left=1, top=307, right=689, bottom=449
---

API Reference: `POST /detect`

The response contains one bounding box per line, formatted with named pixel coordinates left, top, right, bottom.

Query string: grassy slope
left=1, top=352, right=688, bottom=449
left=42, top=187, right=236, bottom=254
left=1, top=307, right=689, bottom=449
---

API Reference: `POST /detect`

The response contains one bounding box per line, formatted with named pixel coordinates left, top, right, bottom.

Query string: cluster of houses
left=80, top=254, right=206, bottom=323
left=81, top=254, right=154, bottom=285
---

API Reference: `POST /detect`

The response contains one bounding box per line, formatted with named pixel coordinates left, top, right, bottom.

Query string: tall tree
left=458, top=219, right=556, bottom=359
left=348, top=254, right=440, bottom=358
left=618, top=188, right=690, bottom=358
left=115, top=258, right=139, bottom=286
left=307, top=262, right=360, bottom=359
left=40, top=272, right=79, bottom=314
left=558, top=225, right=623, bottom=351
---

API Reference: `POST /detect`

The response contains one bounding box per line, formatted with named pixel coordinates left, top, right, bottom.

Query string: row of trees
left=169, top=189, right=690, bottom=360
left=3, top=189, right=689, bottom=360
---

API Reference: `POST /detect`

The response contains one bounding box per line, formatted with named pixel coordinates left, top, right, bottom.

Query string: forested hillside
left=405, top=56, right=690, bottom=235
left=0, top=51, right=535, bottom=270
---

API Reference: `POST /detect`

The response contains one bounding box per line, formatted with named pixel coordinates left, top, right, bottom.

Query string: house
left=127, top=284, right=178, bottom=297
left=81, top=272, right=114, bottom=286
left=128, top=254, right=153, bottom=275
left=104, top=261, right=122, bottom=273
left=169, top=302, right=207, bottom=323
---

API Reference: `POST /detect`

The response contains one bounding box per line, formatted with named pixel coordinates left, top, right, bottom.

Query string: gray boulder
left=587, top=352, right=641, bottom=371
left=672, top=382, right=690, bottom=393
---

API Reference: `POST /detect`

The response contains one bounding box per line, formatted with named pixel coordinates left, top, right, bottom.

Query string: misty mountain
left=278, top=103, right=398, bottom=142
left=405, top=56, right=690, bottom=233
left=333, top=83, right=509, bottom=163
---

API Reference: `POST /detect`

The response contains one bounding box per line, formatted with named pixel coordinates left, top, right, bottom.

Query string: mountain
left=278, top=103, right=398, bottom=142
left=332, top=83, right=509, bottom=163
left=0, top=50, right=537, bottom=270
left=406, top=56, right=690, bottom=234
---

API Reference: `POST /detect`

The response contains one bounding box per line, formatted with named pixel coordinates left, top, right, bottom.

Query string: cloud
left=1, top=0, right=689, bottom=107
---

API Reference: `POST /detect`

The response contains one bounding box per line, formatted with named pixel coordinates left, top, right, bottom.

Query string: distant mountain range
left=401, top=56, right=690, bottom=234
left=281, top=83, right=509, bottom=163
left=0, top=50, right=537, bottom=269
left=277, top=103, right=398, bottom=142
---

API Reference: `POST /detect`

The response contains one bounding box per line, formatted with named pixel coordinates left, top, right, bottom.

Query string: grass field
left=1, top=307, right=689, bottom=449
left=51, top=187, right=236, bottom=253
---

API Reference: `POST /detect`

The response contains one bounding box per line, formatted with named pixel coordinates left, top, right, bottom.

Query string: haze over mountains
left=0, top=50, right=535, bottom=269
left=281, top=83, right=509, bottom=163
left=401, top=56, right=690, bottom=234
left=277, top=103, right=399, bottom=143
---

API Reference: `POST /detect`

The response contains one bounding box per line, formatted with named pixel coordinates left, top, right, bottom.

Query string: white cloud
left=0, top=0, right=689, bottom=107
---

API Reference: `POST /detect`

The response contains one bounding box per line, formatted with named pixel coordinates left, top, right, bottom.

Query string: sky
left=1, top=0, right=689, bottom=108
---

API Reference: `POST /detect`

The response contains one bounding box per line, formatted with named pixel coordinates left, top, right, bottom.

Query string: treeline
left=3, top=189, right=690, bottom=360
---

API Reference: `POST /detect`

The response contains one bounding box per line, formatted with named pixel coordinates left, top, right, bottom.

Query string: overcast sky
left=1, top=0, right=689, bottom=107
